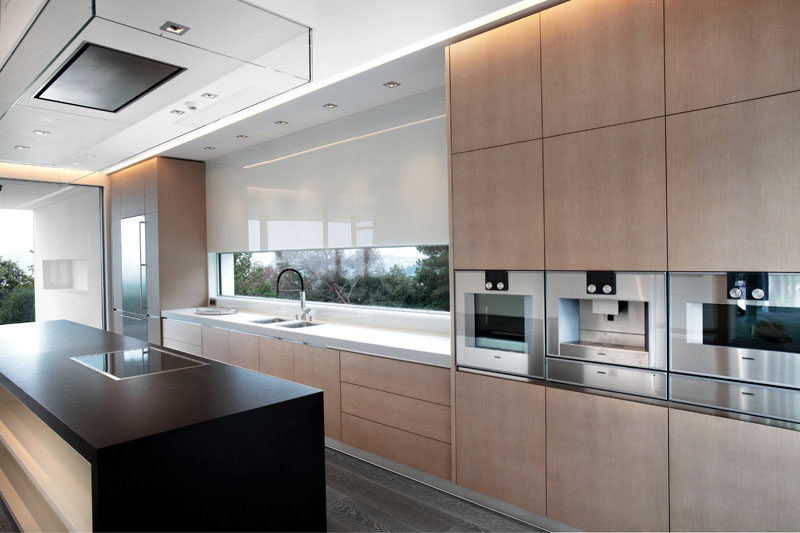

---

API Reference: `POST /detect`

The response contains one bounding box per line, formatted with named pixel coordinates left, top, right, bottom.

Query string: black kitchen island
left=0, top=320, right=326, bottom=532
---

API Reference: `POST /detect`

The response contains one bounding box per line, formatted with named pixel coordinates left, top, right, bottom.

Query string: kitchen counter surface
left=0, top=319, right=322, bottom=461
left=163, top=307, right=452, bottom=367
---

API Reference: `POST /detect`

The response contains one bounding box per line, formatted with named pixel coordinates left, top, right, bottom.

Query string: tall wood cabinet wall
left=447, top=0, right=800, bottom=531
left=110, top=157, right=208, bottom=343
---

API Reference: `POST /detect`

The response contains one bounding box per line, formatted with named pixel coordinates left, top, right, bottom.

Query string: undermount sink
left=249, top=318, right=289, bottom=324
left=275, top=320, right=322, bottom=329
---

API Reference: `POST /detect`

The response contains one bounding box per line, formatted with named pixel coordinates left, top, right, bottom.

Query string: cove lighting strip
left=243, top=114, right=446, bottom=168
left=101, top=0, right=551, bottom=175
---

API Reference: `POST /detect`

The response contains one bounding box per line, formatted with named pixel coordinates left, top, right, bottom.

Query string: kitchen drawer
left=547, top=357, right=667, bottom=399
left=341, top=414, right=451, bottom=480
left=201, top=326, right=229, bottom=363
left=341, top=383, right=450, bottom=443
left=162, top=338, right=202, bottom=357
left=228, top=331, right=259, bottom=372
left=258, top=337, right=293, bottom=380
left=340, top=351, right=450, bottom=405
left=670, top=374, right=800, bottom=423
left=162, top=319, right=202, bottom=346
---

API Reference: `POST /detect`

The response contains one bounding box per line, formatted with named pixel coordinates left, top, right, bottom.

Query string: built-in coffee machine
left=545, top=271, right=667, bottom=398
left=670, top=272, right=800, bottom=422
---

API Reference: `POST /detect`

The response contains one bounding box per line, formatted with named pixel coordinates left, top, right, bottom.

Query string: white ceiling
left=0, top=0, right=555, bottom=178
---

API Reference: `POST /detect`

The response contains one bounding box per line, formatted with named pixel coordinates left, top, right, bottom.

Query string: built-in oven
left=455, top=270, right=544, bottom=378
left=545, top=271, right=667, bottom=398
left=669, top=272, right=800, bottom=422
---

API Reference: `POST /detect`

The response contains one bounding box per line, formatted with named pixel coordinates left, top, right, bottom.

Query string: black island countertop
left=0, top=319, right=327, bottom=531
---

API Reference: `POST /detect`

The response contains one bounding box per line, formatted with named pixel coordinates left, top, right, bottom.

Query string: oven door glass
left=472, top=293, right=527, bottom=353
left=693, top=303, right=800, bottom=354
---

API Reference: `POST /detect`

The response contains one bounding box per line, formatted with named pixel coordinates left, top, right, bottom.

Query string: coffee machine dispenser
left=545, top=271, right=667, bottom=398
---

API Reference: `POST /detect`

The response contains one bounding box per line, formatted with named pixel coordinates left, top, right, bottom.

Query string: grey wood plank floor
left=0, top=448, right=540, bottom=532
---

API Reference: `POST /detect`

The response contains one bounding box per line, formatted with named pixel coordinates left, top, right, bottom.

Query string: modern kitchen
left=0, top=0, right=798, bottom=531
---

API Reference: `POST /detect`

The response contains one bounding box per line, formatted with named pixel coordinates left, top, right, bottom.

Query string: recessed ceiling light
left=383, top=81, right=401, bottom=88
left=275, top=120, right=289, bottom=126
left=236, top=135, right=249, bottom=139
left=32, top=130, right=52, bottom=136
left=201, top=92, right=218, bottom=99
left=160, top=21, right=190, bottom=36
left=14, top=145, right=30, bottom=150
left=170, top=109, right=185, bottom=115
left=84, top=154, right=96, bottom=158
left=323, top=103, right=338, bottom=109
left=203, top=146, right=215, bottom=151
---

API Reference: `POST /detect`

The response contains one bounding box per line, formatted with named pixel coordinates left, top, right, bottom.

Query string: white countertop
left=162, top=308, right=452, bottom=368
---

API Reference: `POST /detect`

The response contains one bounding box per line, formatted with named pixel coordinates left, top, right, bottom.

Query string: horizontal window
left=218, top=245, right=449, bottom=312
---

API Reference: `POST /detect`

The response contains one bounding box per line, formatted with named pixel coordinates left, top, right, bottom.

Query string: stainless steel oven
left=455, top=270, right=544, bottom=378
left=546, top=271, right=667, bottom=398
left=669, top=272, right=800, bottom=422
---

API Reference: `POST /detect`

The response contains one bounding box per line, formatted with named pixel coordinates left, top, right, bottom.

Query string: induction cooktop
left=71, top=347, right=206, bottom=380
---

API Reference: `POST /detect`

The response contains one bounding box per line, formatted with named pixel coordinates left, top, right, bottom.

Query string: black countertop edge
left=457, top=367, right=800, bottom=433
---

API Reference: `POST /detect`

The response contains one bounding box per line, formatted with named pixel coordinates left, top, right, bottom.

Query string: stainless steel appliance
left=455, top=270, right=545, bottom=378
left=546, top=271, right=667, bottom=398
left=669, top=272, right=800, bottom=422
left=119, top=215, right=148, bottom=341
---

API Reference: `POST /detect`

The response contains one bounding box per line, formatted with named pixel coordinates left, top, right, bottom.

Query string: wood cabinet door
left=118, top=163, right=145, bottom=218
left=546, top=388, right=669, bottom=532
left=543, top=118, right=667, bottom=270
left=451, top=141, right=544, bottom=270
left=449, top=14, right=541, bottom=153
left=667, top=92, right=800, bottom=271
left=144, top=212, right=159, bottom=317
left=258, top=337, right=294, bottom=380
left=669, top=409, right=800, bottom=531
left=228, top=331, right=259, bottom=371
left=541, top=0, right=664, bottom=136
left=201, top=326, right=229, bottom=363
left=455, top=371, right=546, bottom=515
left=293, top=344, right=341, bottom=440
left=665, top=0, right=800, bottom=114
left=110, top=219, right=122, bottom=311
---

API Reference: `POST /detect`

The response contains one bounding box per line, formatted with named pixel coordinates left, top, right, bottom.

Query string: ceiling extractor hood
left=0, top=0, right=311, bottom=176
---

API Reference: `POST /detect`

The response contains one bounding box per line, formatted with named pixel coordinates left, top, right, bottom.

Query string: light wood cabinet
left=293, top=344, right=341, bottom=440
left=110, top=157, right=207, bottom=340
left=258, top=337, right=294, bottom=380
left=454, top=371, right=546, bottom=515
left=162, top=318, right=203, bottom=356
left=667, top=92, right=800, bottom=271
left=543, top=118, right=667, bottom=270
left=340, top=351, right=450, bottom=405
left=228, top=331, right=259, bottom=371
left=201, top=326, right=229, bottom=363
left=342, top=414, right=451, bottom=480
left=665, top=0, right=800, bottom=114
left=449, top=14, right=541, bottom=153
left=540, top=0, right=664, bottom=136
left=669, top=409, right=800, bottom=531
left=546, top=387, right=669, bottom=532
left=451, top=141, right=544, bottom=270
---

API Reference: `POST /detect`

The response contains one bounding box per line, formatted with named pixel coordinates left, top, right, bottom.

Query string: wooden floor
left=0, top=448, right=539, bottom=532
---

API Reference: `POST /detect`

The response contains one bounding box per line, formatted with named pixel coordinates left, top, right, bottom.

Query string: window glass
left=220, top=245, right=449, bottom=312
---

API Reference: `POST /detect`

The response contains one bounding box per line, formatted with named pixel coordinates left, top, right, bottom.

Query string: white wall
left=206, top=88, right=448, bottom=252
left=33, top=187, right=104, bottom=328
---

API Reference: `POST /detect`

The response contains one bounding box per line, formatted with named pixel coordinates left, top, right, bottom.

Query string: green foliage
left=0, top=287, right=35, bottom=324
left=0, top=257, right=35, bottom=325
left=231, top=246, right=450, bottom=311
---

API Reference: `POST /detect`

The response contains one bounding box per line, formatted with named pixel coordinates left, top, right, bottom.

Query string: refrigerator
left=120, top=215, right=148, bottom=341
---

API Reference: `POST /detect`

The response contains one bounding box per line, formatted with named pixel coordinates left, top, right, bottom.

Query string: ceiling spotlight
left=383, top=81, right=401, bottom=88
left=160, top=21, right=190, bottom=36
left=201, top=92, right=218, bottom=99
left=84, top=154, right=96, bottom=158
left=322, top=103, right=338, bottom=109
left=203, top=146, right=215, bottom=151
left=275, top=120, right=288, bottom=126
left=14, top=145, right=30, bottom=150
left=170, top=109, right=185, bottom=115
left=236, top=135, right=249, bottom=139
left=32, top=130, right=52, bottom=135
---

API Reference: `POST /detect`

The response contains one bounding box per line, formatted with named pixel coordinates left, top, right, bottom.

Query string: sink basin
left=249, top=318, right=289, bottom=324
left=275, top=320, right=322, bottom=329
